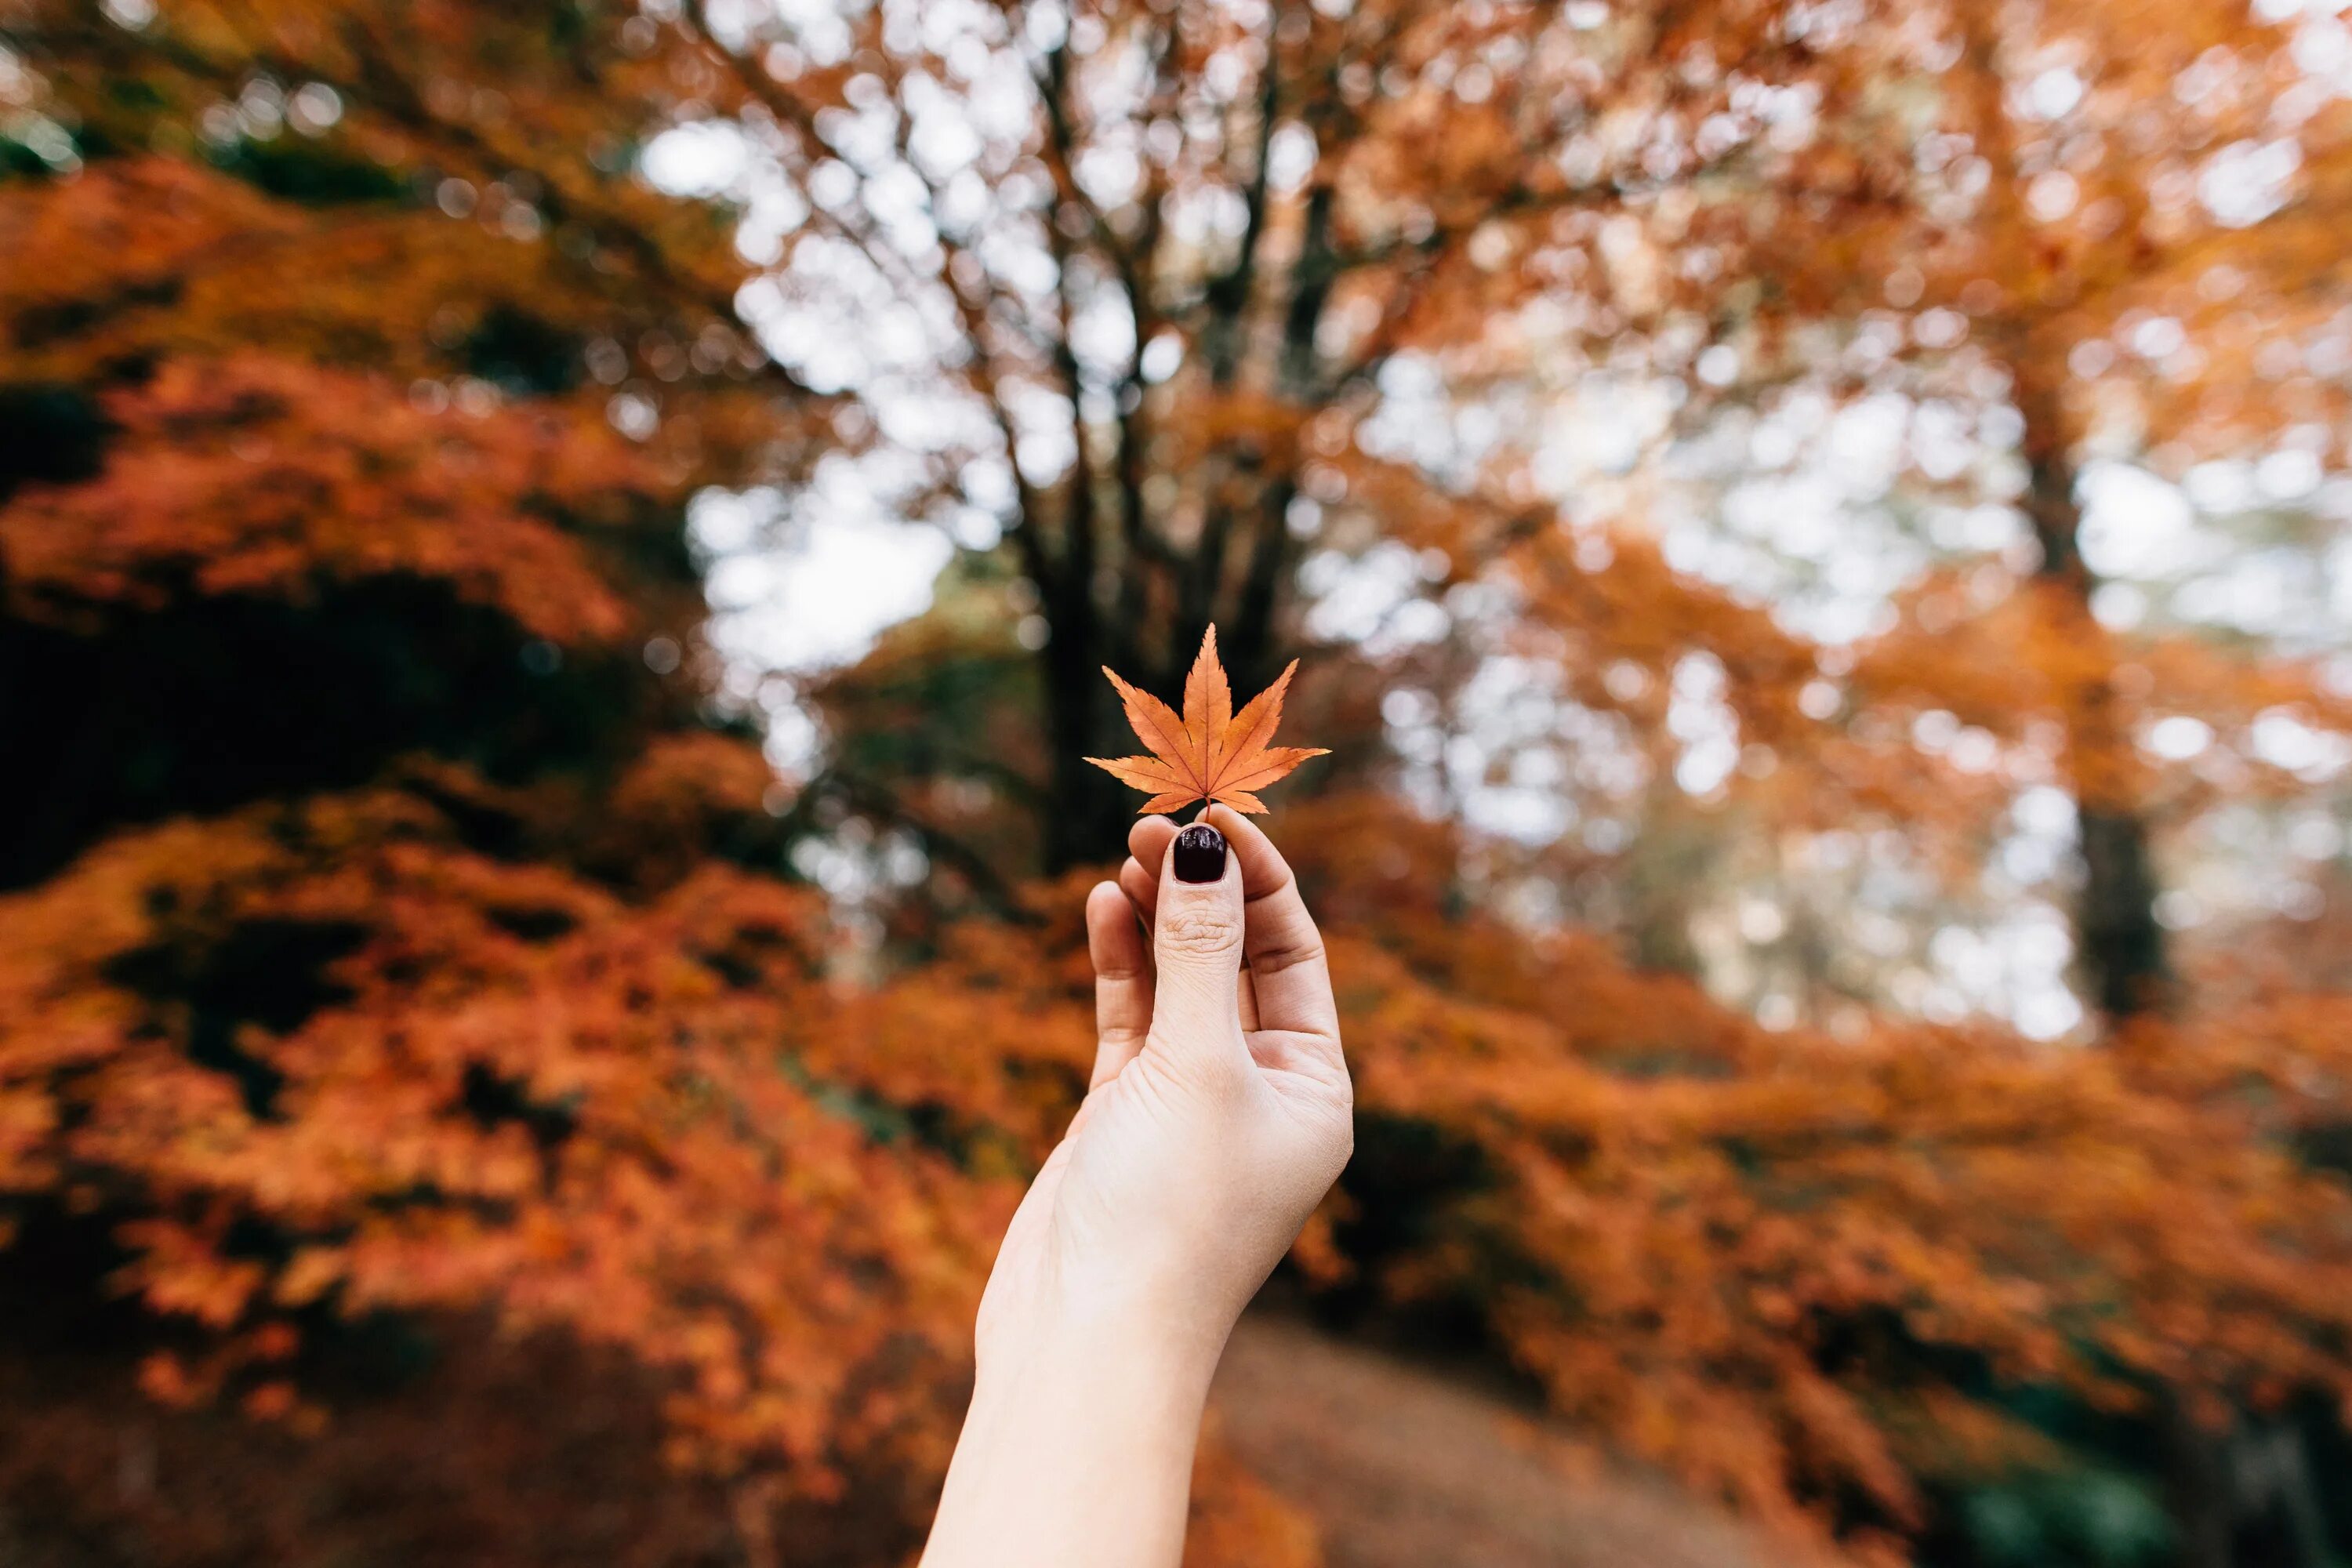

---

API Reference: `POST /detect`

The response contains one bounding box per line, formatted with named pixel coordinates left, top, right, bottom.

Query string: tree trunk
left=1037, top=572, right=1134, bottom=873
left=2077, top=804, right=2168, bottom=1019
left=2013, top=368, right=2173, bottom=1023
left=2165, top=1402, right=2238, bottom=1568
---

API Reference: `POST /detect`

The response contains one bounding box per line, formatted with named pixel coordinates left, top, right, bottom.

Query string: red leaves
left=1087, top=626, right=1329, bottom=815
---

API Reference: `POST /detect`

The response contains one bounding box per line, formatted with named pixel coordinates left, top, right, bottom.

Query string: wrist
left=974, top=1275, right=1231, bottom=1410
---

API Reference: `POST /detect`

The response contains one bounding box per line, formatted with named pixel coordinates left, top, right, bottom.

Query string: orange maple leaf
left=1086, top=626, right=1329, bottom=815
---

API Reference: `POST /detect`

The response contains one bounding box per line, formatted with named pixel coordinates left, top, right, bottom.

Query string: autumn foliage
left=1088, top=626, right=1327, bottom=814
left=6, top=1, right=2352, bottom=1566
left=0, top=3, right=1308, bottom=1561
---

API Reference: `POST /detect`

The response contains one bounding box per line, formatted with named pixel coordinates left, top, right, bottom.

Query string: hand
left=921, top=806, right=1350, bottom=1568
left=974, top=804, right=1354, bottom=1377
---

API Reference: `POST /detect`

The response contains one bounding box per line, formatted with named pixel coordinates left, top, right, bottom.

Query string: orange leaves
left=1087, top=626, right=1328, bottom=815
left=0, top=158, right=298, bottom=370
left=0, top=354, right=649, bottom=645
left=0, top=783, right=996, bottom=1490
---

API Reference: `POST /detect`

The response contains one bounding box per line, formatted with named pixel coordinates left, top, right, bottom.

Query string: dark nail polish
left=1172, top=822, right=1227, bottom=884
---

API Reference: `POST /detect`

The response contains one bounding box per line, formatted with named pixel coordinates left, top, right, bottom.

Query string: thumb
left=1146, top=821, right=1248, bottom=1068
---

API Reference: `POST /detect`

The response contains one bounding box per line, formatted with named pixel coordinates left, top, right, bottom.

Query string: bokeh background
left=5, top=1, right=2352, bottom=1564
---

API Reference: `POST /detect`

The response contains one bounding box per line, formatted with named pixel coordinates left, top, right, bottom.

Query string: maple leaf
left=1086, top=626, right=1329, bottom=815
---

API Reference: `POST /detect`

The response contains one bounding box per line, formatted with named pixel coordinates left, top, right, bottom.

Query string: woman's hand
left=978, top=804, right=1354, bottom=1371
left=920, top=805, right=1351, bottom=1568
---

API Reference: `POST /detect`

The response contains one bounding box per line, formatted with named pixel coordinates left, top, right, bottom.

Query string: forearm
left=920, top=1308, right=1220, bottom=1568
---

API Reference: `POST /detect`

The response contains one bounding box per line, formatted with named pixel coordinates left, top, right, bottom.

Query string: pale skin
left=919, top=804, right=1354, bottom=1568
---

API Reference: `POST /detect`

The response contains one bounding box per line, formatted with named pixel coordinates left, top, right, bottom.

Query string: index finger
left=1120, top=815, right=1181, bottom=935
left=1202, top=805, right=1340, bottom=1044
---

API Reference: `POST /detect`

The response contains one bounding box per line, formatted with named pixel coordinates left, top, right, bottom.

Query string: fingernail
left=1172, top=822, right=1227, bottom=883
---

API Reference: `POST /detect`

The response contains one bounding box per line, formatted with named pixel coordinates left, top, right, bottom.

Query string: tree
left=0, top=5, right=1317, bottom=1563
left=654, top=0, right=1861, bottom=866
left=1600, top=0, right=2352, bottom=1028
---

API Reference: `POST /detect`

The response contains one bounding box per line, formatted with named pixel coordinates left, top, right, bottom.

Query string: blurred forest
left=4, top=1, right=2352, bottom=1566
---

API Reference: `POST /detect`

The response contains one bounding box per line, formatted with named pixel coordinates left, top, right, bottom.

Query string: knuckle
left=1252, top=932, right=1326, bottom=976
left=1145, top=1032, right=1249, bottom=1094
left=1157, top=908, right=1243, bottom=958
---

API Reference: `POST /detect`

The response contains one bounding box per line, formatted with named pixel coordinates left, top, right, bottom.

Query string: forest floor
left=1210, top=1313, right=1802, bottom=1568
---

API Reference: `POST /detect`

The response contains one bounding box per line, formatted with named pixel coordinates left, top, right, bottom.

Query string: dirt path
left=1210, top=1316, right=1794, bottom=1568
